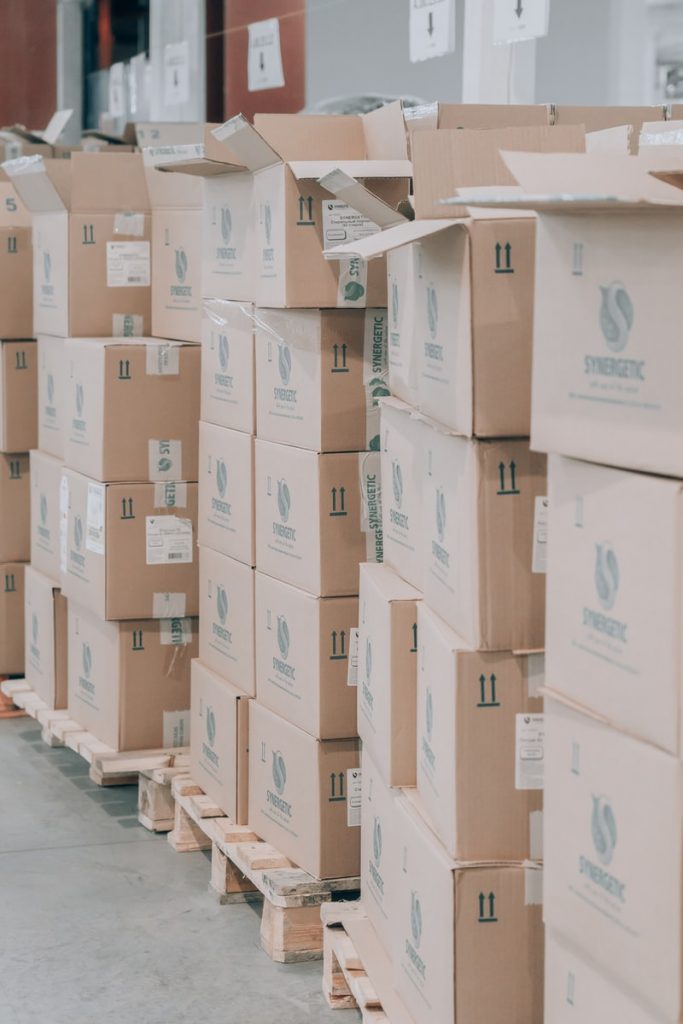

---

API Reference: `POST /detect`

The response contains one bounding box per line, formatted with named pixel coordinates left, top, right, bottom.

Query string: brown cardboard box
left=198, top=421, right=254, bottom=566
left=423, top=422, right=546, bottom=651
left=360, top=749, right=402, bottom=956
left=1, top=110, right=74, bottom=159
left=0, top=453, right=29, bottom=563
left=255, top=439, right=378, bottom=597
left=24, top=564, right=67, bottom=709
left=30, top=449, right=62, bottom=582
left=0, top=186, right=32, bottom=340
left=380, top=398, right=429, bottom=591
left=198, top=546, right=255, bottom=696
left=357, top=563, right=421, bottom=787
left=255, top=308, right=388, bottom=452
left=417, top=604, right=544, bottom=861
left=201, top=300, right=255, bottom=434
left=255, top=571, right=357, bottom=740
left=0, top=340, right=37, bottom=452
left=190, top=659, right=250, bottom=822
left=61, top=468, right=198, bottom=620
left=5, top=153, right=152, bottom=338
left=393, top=793, right=544, bottom=1024
left=64, top=337, right=200, bottom=483
left=437, top=104, right=552, bottom=129
left=248, top=700, right=360, bottom=879
left=68, top=601, right=195, bottom=751
left=38, top=336, right=66, bottom=458
left=552, top=104, right=666, bottom=153
left=0, top=562, right=25, bottom=674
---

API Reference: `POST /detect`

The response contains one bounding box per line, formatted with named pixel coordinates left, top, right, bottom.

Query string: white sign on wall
left=248, top=18, right=286, bottom=92
left=163, top=40, right=190, bottom=105
left=409, top=0, right=456, bottom=63
left=493, top=0, right=550, bottom=44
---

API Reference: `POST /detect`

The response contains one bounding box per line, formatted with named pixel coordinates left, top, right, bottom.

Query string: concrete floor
left=0, top=719, right=358, bottom=1024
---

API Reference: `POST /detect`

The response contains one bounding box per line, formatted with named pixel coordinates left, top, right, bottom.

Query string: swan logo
left=344, top=280, right=365, bottom=303
left=47, top=373, right=55, bottom=404
left=410, top=892, right=423, bottom=948
left=278, top=343, right=292, bottom=385
left=206, top=706, right=216, bottom=746
left=392, top=461, right=403, bottom=508
left=216, top=459, right=228, bottom=499
left=175, top=248, right=188, bottom=284
left=75, top=383, right=84, bottom=418
left=216, top=585, right=228, bottom=625
left=264, top=202, right=273, bottom=246
left=594, top=543, right=619, bottom=611
left=272, top=750, right=286, bottom=795
left=82, top=642, right=92, bottom=678
left=435, top=487, right=447, bottom=544
left=277, top=479, right=291, bottom=523
left=40, top=494, right=48, bottom=525
left=218, top=334, right=230, bottom=370
left=43, top=250, right=51, bottom=283
left=373, top=817, right=382, bottom=866
left=427, top=286, right=438, bottom=340
left=599, top=282, right=633, bottom=354
left=220, top=206, right=232, bottom=245
left=277, top=615, right=290, bottom=659
left=591, top=795, right=617, bottom=866
left=391, top=281, right=399, bottom=328
left=73, top=515, right=83, bottom=551
left=365, top=637, right=372, bottom=681
left=425, top=687, right=434, bottom=740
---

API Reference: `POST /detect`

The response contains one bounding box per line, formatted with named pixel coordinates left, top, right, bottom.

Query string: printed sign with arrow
left=493, top=0, right=550, bottom=44
left=409, top=0, right=456, bottom=63
left=248, top=17, right=286, bottom=92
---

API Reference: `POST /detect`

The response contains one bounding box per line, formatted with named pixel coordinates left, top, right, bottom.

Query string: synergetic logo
left=206, top=706, right=216, bottom=746
left=278, top=343, right=292, bottom=385
left=47, top=372, right=55, bottom=404
left=220, top=206, right=232, bottom=245
left=594, top=542, right=619, bottom=612
left=591, top=795, right=617, bottom=867
left=427, top=286, right=438, bottom=340
left=599, top=281, right=633, bottom=354
left=218, top=333, right=230, bottom=371
left=40, top=494, right=48, bottom=525
left=216, top=459, right=228, bottom=499
left=82, top=641, right=92, bottom=678
left=277, top=615, right=290, bottom=659
left=43, top=250, right=51, bottom=283
left=264, top=202, right=273, bottom=246
left=73, top=515, right=83, bottom=551
left=391, top=280, right=399, bottom=328
left=175, top=248, right=188, bottom=284
left=272, top=749, right=286, bottom=794
left=410, top=891, right=423, bottom=948
left=392, top=460, right=403, bottom=508
left=216, top=585, right=229, bottom=625
left=425, top=687, right=434, bottom=740
left=277, top=479, right=291, bottom=523
left=435, top=487, right=447, bottom=544
left=75, top=382, right=84, bottom=418
left=373, top=817, right=382, bottom=866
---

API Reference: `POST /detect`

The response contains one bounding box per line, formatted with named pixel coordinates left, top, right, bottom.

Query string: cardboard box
left=360, top=749, right=401, bottom=956
left=255, top=307, right=388, bottom=452
left=544, top=930, right=664, bottom=1024
left=0, top=452, right=29, bottom=563
left=255, top=439, right=378, bottom=597
left=68, top=601, right=195, bottom=751
left=248, top=700, right=360, bottom=879
left=255, top=571, right=358, bottom=740
left=436, top=104, right=552, bottom=130
left=38, top=336, right=66, bottom=458
left=552, top=104, right=666, bottom=153
left=386, top=245, right=419, bottom=406
left=6, top=153, right=152, bottom=338
left=198, top=421, right=254, bottom=566
left=64, top=338, right=200, bottom=483
left=0, top=340, right=37, bottom=452
left=24, top=564, right=67, bottom=709
left=201, top=300, right=255, bottom=434
left=0, top=110, right=74, bottom=160
left=0, top=562, right=25, bottom=674
left=544, top=695, right=683, bottom=1022
left=61, top=468, right=198, bottom=620
left=393, top=793, right=544, bottom=1024
left=190, top=658, right=250, bottom=823
left=380, top=398, right=429, bottom=591
left=546, top=453, right=683, bottom=755
left=30, top=450, right=62, bottom=581
left=417, top=603, right=544, bottom=860
left=423, top=423, right=546, bottom=650
left=0, top=183, right=33, bottom=339
left=357, top=563, right=421, bottom=787
left=198, top=546, right=255, bottom=696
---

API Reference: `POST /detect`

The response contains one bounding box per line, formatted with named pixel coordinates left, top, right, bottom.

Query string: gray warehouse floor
left=0, top=719, right=355, bottom=1024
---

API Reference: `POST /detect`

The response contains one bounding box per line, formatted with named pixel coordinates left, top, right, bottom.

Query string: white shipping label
left=337, top=258, right=369, bottom=308
left=145, top=516, right=193, bottom=565
left=247, top=18, right=285, bottom=92
left=494, top=0, right=550, bottom=44
left=347, top=768, right=362, bottom=827
left=160, top=617, right=193, bottom=646
left=347, top=628, right=360, bottom=687
left=532, top=495, right=549, bottom=574
left=114, top=211, right=145, bottom=237
left=515, top=713, right=545, bottom=790
left=106, top=241, right=151, bottom=288
left=85, top=482, right=106, bottom=555
left=359, top=451, right=382, bottom=563
left=59, top=474, right=69, bottom=573
left=113, top=313, right=143, bottom=337
left=363, top=310, right=389, bottom=449
left=154, top=481, right=188, bottom=509
left=163, top=709, right=190, bottom=748
left=149, top=440, right=182, bottom=481
left=409, top=0, right=456, bottom=63
left=153, top=592, right=187, bottom=618
left=323, top=200, right=379, bottom=248
left=146, top=342, right=180, bottom=376
left=163, top=40, right=190, bottom=105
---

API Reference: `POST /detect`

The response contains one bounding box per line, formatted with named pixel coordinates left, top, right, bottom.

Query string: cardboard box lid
left=5, top=109, right=74, bottom=146
left=70, top=152, right=150, bottom=212
left=2, top=155, right=71, bottom=213
left=586, top=124, right=633, bottom=155
left=324, top=216, right=456, bottom=261
left=438, top=103, right=552, bottom=129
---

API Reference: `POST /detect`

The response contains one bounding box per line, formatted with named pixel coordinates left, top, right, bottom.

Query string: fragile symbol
left=297, top=195, right=315, bottom=226
left=329, top=772, right=346, bottom=801
left=7, top=235, right=17, bottom=254
left=478, top=891, right=498, bottom=922
left=118, top=359, right=131, bottom=380
left=477, top=673, right=500, bottom=708
left=132, top=629, right=144, bottom=651
left=494, top=242, right=514, bottom=274
left=331, top=343, right=348, bottom=373
left=82, top=224, right=95, bottom=246
left=330, top=630, right=347, bottom=660
left=497, top=461, right=520, bottom=495
left=330, top=486, right=347, bottom=517
left=15, top=350, right=27, bottom=370
left=121, top=497, right=135, bottom=520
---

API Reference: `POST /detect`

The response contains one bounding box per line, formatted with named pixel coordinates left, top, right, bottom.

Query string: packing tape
left=148, top=440, right=182, bottom=481
left=153, top=592, right=186, bottom=619
left=159, top=616, right=193, bottom=646
left=358, top=451, right=382, bottom=563
left=163, top=640, right=192, bottom=681
left=146, top=341, right=180, bottom=376
left=154, top=481, right=187, bottom=509
left=362, top=309, right=389, bottom=450
left=524, top=863, right=543, bottom=906
left=162, top=709, right=190, bottom=748
left=203, top=297, right=258, bottom=333
left=113, top=313, right=143, bottom=338
left=529, top=810, right=544, bottom=861
left=114, top=211, right=145, bottom=237
left=527, top=653, right=545, bottom=698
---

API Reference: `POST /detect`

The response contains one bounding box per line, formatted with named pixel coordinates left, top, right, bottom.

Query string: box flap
left=255, top=112, right=367, bottom=161
left=2, top=155, right=69, bottom=212
left=290, top=159, right=412, bottom=181
left=586, top=125, right=632, bottom=155
left=551, top=104, right=667, bottom=132
left=81, top=122, right=137, bottom=146
left=212, top=115, right=282, bottom=171
left=70, top=152, right=150, bottom=212
left=324, top=217, right=456, bottom=261
left=361, top=100, right=410, bottom=160
left=42, top=110, right=74, bottom=146
left=318, top=168, right=408, bottom=228
left=437, top=103, right=552, bottom=129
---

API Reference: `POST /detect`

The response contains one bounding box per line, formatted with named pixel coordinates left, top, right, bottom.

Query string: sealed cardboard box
left=6, top=153, right=152, bottom=338
left=0, top=339, right=37, bottom=452
left=357, top=563, right=421, bottom=787
left=546, top=454, right=683, bottom=755
left=24, top=564, right=67, bottom=710
left=544, top=696, right=683, bottom=1022
left=190, top=659, right=250, bottom=823
left=417, top=604, right=544, bottom=861
left=386, top=245, right=419, bottom=406
left=38, top=336, right=66, bottom=459
left=0, top=183, right=33, bottom=339
left=380, top=398, right=429, bottom=591
left=255, top=439, right=379, bottom=597
left=0, top=452, right=29, bottom=563
left=198, top=421, right=254, bottom=566
left=201, top=300, right=255, bottom=434
left=255, top=571, right=358, bottom=740
left=198, top=546, right=255, bottom=696
left=68, top=601, right=195, bottom=751
left=255, top=308, right=388, bottom=452
left=248, top=700, right=360, bottom=879
left=61, top=468, right=198, bottom=620
left=64, top=338, right=200, bottom=483
left=30, top=449, right=62, bottom=582
left=544, top=930, right=663, bottom=1024
left=0, top=562, right=25, bottom=674
left=360, top=749, right=401, bottom=956
left=393, top=794, right=544, bottom=1024
left=423, top=423, right=546, bottom=650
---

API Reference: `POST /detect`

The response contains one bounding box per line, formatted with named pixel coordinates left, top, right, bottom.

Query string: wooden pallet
left=1, top=679, right=190, bottom=786
left=167, top=776, right=360, bottom=963
left=0, top=678, right=26, bottom=718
